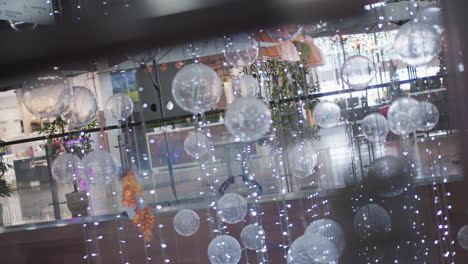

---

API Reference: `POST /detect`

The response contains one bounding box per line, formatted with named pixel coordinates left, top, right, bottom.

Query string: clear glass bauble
left=366, top=156, right=407, bottom=198
left=387, top=97, right=420, bottom=136
left=83, top=149, right=119, bottom=184
left=288, top=236, right=314, bottom=264
left=240, top=224, right=266, bottom=250
left=184, top=131, right=210, bottom=159
left=306, top=233, right=340, bottom=263
left=61, top=86, right=98, bottom=128
left=22, top=72, right=73, bottom=118
left=287, top=140, right=318, bottom=179
left=51, top=153, right=87, bottom=184
left=394, top=21, right=441, bottom=67
left=225, top=97, right=272, bottom=142
left=341, top=55, right=375, bottom=90
left=217, top=193, right=248, bottom=224
left=457, top=225, right=468, bottom=251
left=224, top=33, right=259, bottom=67
left=313, top=101, right=341, bottom=129
left=413, top=101, right=439, bottom=131
left=105, top=93, right=134, bottom=121
left=305, top=218, right=345, bottom=257
left=172, top=63, right=222, bottom=114
left=416, top=4, right=444, bottom=34
left=232, top=75, right=259, bottom=98
left=353, top=203, right=392, bottom=240
left=267, top=25, right=303, bottom=41
left=361, top=113, right=389, bottom=142
left=173, top=209, right=200, bottom=237
left=207, top=235, right=242, bottom=264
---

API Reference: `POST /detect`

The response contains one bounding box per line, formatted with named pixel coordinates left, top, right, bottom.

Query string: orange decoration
left=133, top=205, right=156, bottom=242
left=121, top=170, right=155, bottom=242
left=122, top=170, right=145, bottom=208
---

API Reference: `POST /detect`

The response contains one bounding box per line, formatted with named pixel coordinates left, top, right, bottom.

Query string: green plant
left=39, top=117, right=97, bottom=191
left=0, top=142, right=13, bottom=198
left=250, top=58, right=322, bottom=147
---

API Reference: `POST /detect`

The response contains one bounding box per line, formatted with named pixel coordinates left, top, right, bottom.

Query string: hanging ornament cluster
left=83, top=149, right=119, bottom=184
left=122, top=169, right=155, bottom=242
left=51, top=148, right=120, bottom=186
left=51, top=153, right=88, bottom=184
left=225, top=97, right=272, bottom=142
left=105, top=93, right=134, bottom=121
left=61, top=86, right=99, bottom=128
left=216, top=193, right=248, bottom=224
left=22, top=72, right=73, bottom=119
left=240, top=224, right=266, bottom=250
left=184, top=131, right=210, bottom=159
left=361, top=113, right=389, bottom=142
left=172, top=63, right=222, bottom=114
left=341, top=55, right=376, bottom=90
left=289, top=219, right=343, bottom=264
left=387, top=97, right=439, bottom=136
left=364, top=156, right=408, bottom=198
left=232, top=75, right=260, bottom=98
left=353, top=204, right=392, bottom=240
left=23, top=73, right=134, bottom=125
left=287, top=140, right=318, bottom=179
left=173, top=209, right=200, bottom=237
left=207, top=235, right=242, bottom=264
left=224, top=33, right=259, bottom=67
left=313, top=101, right=341, bottom=129
left=394, top=4, right=443, bottom=67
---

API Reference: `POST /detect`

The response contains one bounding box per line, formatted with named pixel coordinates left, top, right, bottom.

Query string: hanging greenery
left=250, top=58, right=321, bottom=147
left=0, top=141, right=13, bottom=198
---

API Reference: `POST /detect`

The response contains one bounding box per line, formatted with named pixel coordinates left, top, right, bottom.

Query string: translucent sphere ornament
left=173, top=209, right=200, bottom=237
left=366, top=156, right=407, bottom=198
left=387, top=97, right=420, bottom=136
left=61, top=86, right=99, bottom=128
left=267, top=24, right=303, bottom=41
left=394, top=21, right=441, bottom=67
left=184, top=131, right=210, bottom=159
left=83, top=149, right=119, bottom=184
left=105, top=93, right=134, bottom=121
left=341, top=55, right=375, bottom=90
left=305, top=218, right=345, bottom=257
left=412, top=101, right=439, bottom=131
left=207, top=235, right=242, bottom=264
left=224, top=33, right=259, bottom=67
left=305, top=233, right=340, bottom=264
left=416, top=4, right=444, bottom=34
left=22, top=72, right=73, bottom=118
left=172, top=63, right=222, bottom=114
left=361, top=113, right=389, bottom=142
left=240, top=224, right=266, bottom=250
left=51, top=153, right=88, bottom=184
left=287, top=140, right=318, bottom=178
left=313, top=101, right=341, bottom=128
left=288, top=236, right=314, bottom=264
left=457, top=225, right=468, bottom=250
left=353, top=204, right=392, bottom=240
left=225, top=97, right=272, bottom=142
left=232, top=75, right=259, bottom=98
left=217, top=193, right=248, bottom=224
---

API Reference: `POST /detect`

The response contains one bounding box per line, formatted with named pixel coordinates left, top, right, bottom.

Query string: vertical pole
left=45, top=145, right=61, bottom=220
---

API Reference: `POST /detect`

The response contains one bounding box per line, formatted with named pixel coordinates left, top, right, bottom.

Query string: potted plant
left=40, top=117, right=96, bottom=217
left=0, top=143, right=13, bottom=226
